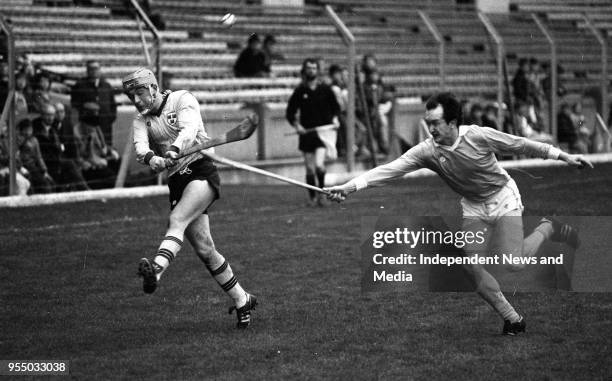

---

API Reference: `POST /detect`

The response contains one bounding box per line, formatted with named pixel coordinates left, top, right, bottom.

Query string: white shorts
left=461, top=178, right=524, bottom=223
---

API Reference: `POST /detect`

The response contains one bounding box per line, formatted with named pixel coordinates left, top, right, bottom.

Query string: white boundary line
left=2, top=152, right=611, bottom=208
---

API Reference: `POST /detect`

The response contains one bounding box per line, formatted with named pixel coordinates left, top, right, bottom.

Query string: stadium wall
left=2, top=152, right=611, bottom=208
left=114, top=100, right=426, bottom=174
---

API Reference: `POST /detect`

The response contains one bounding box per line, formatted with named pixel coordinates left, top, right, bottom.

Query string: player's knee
left=167, top=213, right=188, bottom=231
left=305, top=167, right=315, bottom=176
left=315, top=166, right=325, bottom=175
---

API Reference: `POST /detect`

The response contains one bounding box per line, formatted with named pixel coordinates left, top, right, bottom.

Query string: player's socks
left=207, top=259, right=248, bottom=307
left=492, top=291, right=521, bottom=323
left=521, top=229, right=547, bottom=258
left=315, top=167, right=326, bottom=188
left=534, top=219, right=554, bottom=240
left=306, top=173, right=316, bottom=200
left=153, top=235, right=183, bottom=279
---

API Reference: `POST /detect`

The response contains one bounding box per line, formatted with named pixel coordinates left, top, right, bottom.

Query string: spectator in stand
left=53, top=102, right=80, bottom=163
left=482, top=104, right=499, bottom=130
left=33, top=103, right=89, bottom=191
left=558, top=102, right=580, bottom=153
left=570, top=102, right=591, bottom=153
left=369, top=70, right=390, bottom=154
left=16, top=54, right=36, bottom=81
left=512, top=58, right=530, bottom=104
left=71, top=60, right=117, bottom=146
left=358, top=69, right=390, bottom=155
left=262, top=34, right=284, bottom=77
left=541, top=62, right=566, bottom=105
left=0, top=62, right=8, bottom=108
left=329, top=64, right=348, bottom=157
left=516, top=100, right=554, bottom=144
left=527, top=57, right=544, bottom=112
left=466, top=103, right=484, bottom=126
left=0, top=125, right=31, bottom=196
left=362, top=54, right=378, bottom=76
left=360, top=54, right=394, bottom=155
left=28, top=73, right=53, bottom=114
left=17, top=118, right=54, bottom=194
left=316, top=57, right=331, bottom=85
left=233, top=33, right=267, bottom=78
left=14, top=73, right=29, bottom=121
left=74, top=102, right=120, bottom=189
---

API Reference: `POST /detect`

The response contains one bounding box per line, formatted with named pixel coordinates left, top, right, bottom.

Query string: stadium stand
left=0, top=0, right=610, bottom=198
left=2, top=0, right=609, bottom=107
left=506, top=0, right=612, bottom=93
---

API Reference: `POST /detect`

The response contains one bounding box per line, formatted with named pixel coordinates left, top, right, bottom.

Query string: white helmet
left=122, top=68, right=159, bottom=115
left=122, top=68, right=158, bottom=93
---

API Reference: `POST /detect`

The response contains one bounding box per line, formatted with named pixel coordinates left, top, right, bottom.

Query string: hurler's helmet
left=122, top=68, right=158, bottom=93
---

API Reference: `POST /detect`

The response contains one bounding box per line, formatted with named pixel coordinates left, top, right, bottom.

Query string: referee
left=286, top=58, right=340, bottom=206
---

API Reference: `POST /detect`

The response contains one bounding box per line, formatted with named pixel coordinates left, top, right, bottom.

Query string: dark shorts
left=168, top=157, right=221, bottom=214
left=298, top=131, right=325, bottom=153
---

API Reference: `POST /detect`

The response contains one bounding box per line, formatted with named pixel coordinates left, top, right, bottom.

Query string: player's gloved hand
left=164, top=150, right=179, bottom=168
left=563, top=153, right=594, bottom=169
left=323, top=183, right=356, bottom=203
left=149, top=155, right=167, bottom=172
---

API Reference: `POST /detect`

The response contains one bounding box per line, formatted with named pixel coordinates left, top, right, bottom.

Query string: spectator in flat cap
left=71, top=60, right=117, bottom=146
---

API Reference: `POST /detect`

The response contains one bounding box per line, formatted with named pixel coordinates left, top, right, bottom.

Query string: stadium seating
left=505, top=0, right=612, bottom=99
left=0, top=0, right=609, bottom=106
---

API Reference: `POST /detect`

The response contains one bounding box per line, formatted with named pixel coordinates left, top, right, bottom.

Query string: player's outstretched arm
left=558, top=152, right=594, bottom=169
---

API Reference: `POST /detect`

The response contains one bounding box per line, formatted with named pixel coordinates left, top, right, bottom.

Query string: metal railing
left=595, top=113, right=611, bottom=153
left=115, top=1, right=163, bottom=188
left=582, top=14, right=608, bottom=124
left=532, top=13, right=558, bottom=138
left=418, top=10, right=445, bottom=90
left=129, top=0, right=162, bottom=85
left=478, top=12, right=504, bottom=131
left=325, top=5, right=356, bottom=171
left=0, top=13, right=16, bottom=195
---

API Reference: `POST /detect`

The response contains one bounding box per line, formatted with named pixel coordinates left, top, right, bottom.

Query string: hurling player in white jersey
left=326, top=92, right=593, bottom=335
left=123, top=68, right=257, bottom=328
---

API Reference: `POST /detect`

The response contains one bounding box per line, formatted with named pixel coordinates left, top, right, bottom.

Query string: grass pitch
left=1, top=163, right=611, bottom=380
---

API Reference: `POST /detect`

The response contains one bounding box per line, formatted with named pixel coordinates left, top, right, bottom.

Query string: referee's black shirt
left=286, top=81, right=340, bottom=129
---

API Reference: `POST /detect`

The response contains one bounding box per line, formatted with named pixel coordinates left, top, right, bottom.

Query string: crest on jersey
left=166, top=112, right=177, bottom=126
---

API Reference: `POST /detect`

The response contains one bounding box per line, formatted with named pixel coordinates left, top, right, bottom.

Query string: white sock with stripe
left=153, top=235, right=183, bottom=280
left=207, top=255, right=247, bottom=308
left=492, top=291, right=521, bottom=323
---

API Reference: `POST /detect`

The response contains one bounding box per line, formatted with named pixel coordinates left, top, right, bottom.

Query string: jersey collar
left=432, top=125, right=470, bottom=150
left=150, top=90, right=171, bottom=117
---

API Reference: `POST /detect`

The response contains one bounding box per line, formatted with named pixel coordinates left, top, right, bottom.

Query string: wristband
left=143, top=151, right=155, bottom=164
